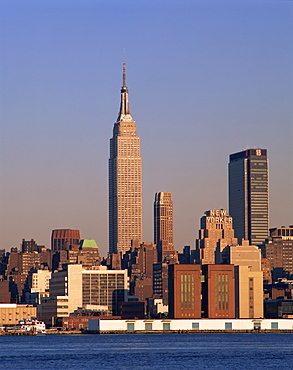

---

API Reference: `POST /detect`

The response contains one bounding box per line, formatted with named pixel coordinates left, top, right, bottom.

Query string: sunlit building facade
left=109, top=63, right=142, bottom=254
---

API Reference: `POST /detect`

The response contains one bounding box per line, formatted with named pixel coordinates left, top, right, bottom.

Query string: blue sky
left=1, top=0, right=292, bottom=256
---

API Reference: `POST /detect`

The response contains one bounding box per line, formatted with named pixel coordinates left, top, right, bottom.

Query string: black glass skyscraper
left=228, top=149, right=269, bottom=246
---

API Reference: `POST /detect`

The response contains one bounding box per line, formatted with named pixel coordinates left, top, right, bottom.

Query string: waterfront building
left=109, top=63, right=142, bottom=254
left=228, top=148, right=269, bottom=246
left=82, top=267, right=128, bottom=316
left=195, top=209, right=237, bottom=264
left=39, top=265, right=128, bottom=326
left=202, top=264, right=235, bottom=319
left=88, top=318, right=293, bottom=332
left=168, top=264, right=201, bottom=319
left=0, top=304, right=37, bottom=325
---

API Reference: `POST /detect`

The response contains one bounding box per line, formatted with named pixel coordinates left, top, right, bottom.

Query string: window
left=127, top=323, right=134, bottom=331
left=192, top=322, right=199, bottom=329
left=253, top=322, right=261, bottom=330
left=225, top=322, right=232, bottom=330
left=145, top=322, right=152, bottom=331
left=163, top=323, right=170, bottom=331
left=271, top=322, right=278, bottom=329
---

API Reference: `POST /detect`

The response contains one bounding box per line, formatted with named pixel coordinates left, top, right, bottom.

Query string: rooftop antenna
left=123, top=49, right=126, bottom=87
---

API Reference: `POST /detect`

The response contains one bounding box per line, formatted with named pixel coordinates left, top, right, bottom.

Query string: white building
left=89, top=318, right=293, bottom=332
left=39, top=265, right=128, bottom=326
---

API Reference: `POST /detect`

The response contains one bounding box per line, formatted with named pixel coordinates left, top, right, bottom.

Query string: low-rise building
left=0, top=303, right=37, bottom=325
left=88, top=318, right=293, bottom=332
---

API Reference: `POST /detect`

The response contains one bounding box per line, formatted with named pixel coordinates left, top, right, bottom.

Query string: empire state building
left=109, top=63, right=142, bottom=254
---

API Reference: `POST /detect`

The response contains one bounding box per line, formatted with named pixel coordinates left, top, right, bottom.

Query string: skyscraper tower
left=229, top=148, right=269, bottom=246
left=109, top=63, right=142, bottom=254
left=195, top=209, right=237, bottom=264
left=154, top=192, right=173, bottom=248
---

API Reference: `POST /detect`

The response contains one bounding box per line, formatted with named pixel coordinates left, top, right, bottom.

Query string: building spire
left=123, top=51, right=127, bottom=87
left=123, top=62, right=126, bottom=87
left=117, top=59, right=132, bottom=121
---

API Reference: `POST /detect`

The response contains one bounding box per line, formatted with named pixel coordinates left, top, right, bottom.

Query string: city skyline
left=1, top=1, right=292, bottom=256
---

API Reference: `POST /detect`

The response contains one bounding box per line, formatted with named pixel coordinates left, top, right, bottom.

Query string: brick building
left=202, top=264, right=235, bottom=318
left=168, top=264, right=201, bottom=319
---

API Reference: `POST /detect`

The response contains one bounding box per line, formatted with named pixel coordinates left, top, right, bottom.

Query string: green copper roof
left=80, top=239, right=98, bottom=249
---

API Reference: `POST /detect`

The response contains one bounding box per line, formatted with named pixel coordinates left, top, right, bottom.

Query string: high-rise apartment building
left=229, top=149, right=269, bottom=246
left=109, top=63, right=142, bottom=254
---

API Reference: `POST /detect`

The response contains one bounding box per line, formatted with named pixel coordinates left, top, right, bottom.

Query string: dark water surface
left=0, top=333, right=293, bottom=369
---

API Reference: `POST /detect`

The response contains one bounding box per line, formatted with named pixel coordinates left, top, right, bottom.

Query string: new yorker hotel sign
left=205, top=210, right=232, bottom=224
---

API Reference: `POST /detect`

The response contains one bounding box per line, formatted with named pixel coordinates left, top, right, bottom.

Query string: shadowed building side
left=229, top=149, right=269, bottom=246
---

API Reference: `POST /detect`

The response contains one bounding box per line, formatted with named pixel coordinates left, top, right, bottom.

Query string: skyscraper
left=154, top=192, right=173, bottom=248
left=229, top=149, right=269, bottom=246
left=195, top=209, right=238, bottom=264
left=109, top=63, right=142, bottom=254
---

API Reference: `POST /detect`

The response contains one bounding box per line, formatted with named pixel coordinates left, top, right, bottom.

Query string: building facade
left=202, top=264, right=235, bottom=319
left=154, top=192, right=173, bottom=249
left=229, top=149, right=269, bottom=246
left=51, top=229, right=80, bottom=251
left=265, top=226, right=293, bottom=281
left=0, top=304, right=36, bottom=325
left=39, top=265, right=128, bottom=326
left=224, top=241, right=263, bottom=318
left=109, top=63, right=142, bottom=254
left=168, top=264, right=201, bottom=319
left=195, top=209, right=238, bottom=265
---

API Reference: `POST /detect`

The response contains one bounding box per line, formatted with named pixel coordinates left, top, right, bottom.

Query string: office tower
left=201, top=264, right=235, bottom=319
left=51, top=229, right=80, bottom=251
left=109, top=63, right=142, bottom=254
left=39, top=265, right=128, bottom=325
left=229, top=149, right=269, bottom=246
left=265, top=226, right=293, bottom=281
left=168, top=264, right=201, bottom=319
left=154, top=192, right=173, bottom=248
left=195, top=209, right=238, bottom=264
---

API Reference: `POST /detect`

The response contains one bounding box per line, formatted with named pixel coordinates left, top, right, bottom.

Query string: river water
left=0, top=333, right=292, bottom=369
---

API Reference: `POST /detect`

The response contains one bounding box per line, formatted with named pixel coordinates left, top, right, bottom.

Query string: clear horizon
left=1, top=0, right=292, bottom=257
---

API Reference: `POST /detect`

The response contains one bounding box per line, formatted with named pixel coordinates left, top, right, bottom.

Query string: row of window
left=126, top=322, right=279, bottom=331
